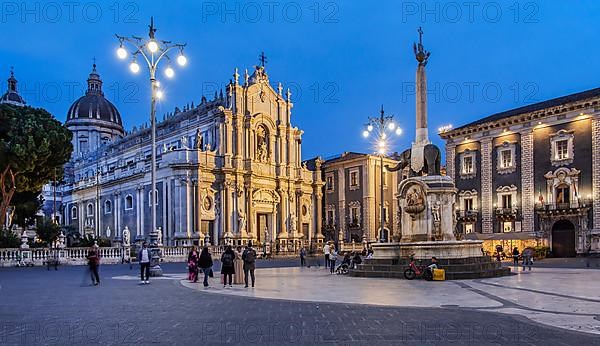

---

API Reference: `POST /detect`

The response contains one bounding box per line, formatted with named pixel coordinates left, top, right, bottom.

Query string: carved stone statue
left=122, top=226, right=130, bottom=247
left=256, top=126, right=269, bottom=162
left=157, top=227, right=163, bottom=246
left=257, top=141, right=268, bottom=162
left=289, top=213, right=297, bottom=233
left=387, top=146, right=441, bottom=177
left=238, top=209, right=246, bottom=233
left=195, top=129, right=203, bottom=150
left=181, top=136, right=189, bottom=149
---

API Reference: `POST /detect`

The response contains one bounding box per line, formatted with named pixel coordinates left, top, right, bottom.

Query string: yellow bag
left=432, top=268, right=445, bottom=281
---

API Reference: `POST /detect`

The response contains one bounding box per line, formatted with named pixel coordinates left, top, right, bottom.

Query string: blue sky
left=1, top=1, right=599, bottom=159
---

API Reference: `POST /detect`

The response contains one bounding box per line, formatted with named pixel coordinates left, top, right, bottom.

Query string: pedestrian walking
left=86, top=244, right=100, bottom=286
left=137, top=242, right=151, bottom=284
left=242, top=241, right=257, bottom=288
left=323, top=242, right=331, bottom=269
left=512, top=247, right=520, bottom=266
left=329, top=248, right=338, bottom=274
left=522, top=247, right=534, bottom=271
left=300, top=246, right=306, bottom=267
left=198, top=246, right=213, bottom=287
left=187, top=247, right=199, bottom=282
left=233, top=246, right=244, bottom=284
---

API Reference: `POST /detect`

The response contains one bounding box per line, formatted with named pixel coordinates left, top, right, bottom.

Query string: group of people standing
left=187, top=242, right=258, bottom=288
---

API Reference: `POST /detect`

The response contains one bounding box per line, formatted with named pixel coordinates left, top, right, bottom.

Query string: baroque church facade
left=44, top=63, right=324, bottom=249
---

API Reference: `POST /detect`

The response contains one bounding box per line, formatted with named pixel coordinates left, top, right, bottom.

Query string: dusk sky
left=2, top=1, right=599, bottom=159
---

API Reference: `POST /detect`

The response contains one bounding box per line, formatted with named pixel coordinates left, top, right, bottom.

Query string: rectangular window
left=556, top=140, right=569, bottom=160
left=463, top=156, right=473, bottom=174
left=326, top=176, right=334, bottom=191
left=502, top=195, right=512, bottom=209
left=501, top=149, right=512, bottom=168
left=464, top=198, right=473, bottom=211
left=350, top=171, right=358, bottom=187
left=327, top=210, right=334, bottom=225
left=80, top=140, right=89, bottom=153
left=383, top=207, right=388, bottom=222
left=350, top=207, right=359, bottom=224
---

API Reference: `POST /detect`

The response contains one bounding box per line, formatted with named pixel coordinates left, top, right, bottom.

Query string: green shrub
left=0, top=232, right=21, bottom=248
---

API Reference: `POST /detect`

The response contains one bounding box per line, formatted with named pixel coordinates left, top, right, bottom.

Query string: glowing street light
left=115, top=17, right=188, bottom=276
left=362, top=105, right=402, bottom=243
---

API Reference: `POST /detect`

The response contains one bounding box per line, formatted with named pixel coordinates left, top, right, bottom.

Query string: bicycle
left=403, top=255, right=433, bottom=281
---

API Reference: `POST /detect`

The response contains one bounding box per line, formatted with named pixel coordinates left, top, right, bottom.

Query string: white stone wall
left=480, top=138, right=493, bottom=233
left=520, top=130, right=534, bottom=232
left=593, top=118, right=600, bottom=229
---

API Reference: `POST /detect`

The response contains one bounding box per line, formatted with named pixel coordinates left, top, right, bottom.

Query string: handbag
left=208, top=268, right=214, bottom=278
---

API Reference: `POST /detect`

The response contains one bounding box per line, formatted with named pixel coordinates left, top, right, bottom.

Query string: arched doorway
left=552, top=220, right=576, bottom=257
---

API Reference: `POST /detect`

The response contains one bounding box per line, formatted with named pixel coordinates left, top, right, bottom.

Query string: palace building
left=440, top=88, right=600, bottom=257
left=44, top=62, right=324, bottom=250
left=310, top=152, right=399, bottom=246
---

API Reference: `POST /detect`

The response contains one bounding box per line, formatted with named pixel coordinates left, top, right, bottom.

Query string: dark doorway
left=551, top=220, right=576, bottom=257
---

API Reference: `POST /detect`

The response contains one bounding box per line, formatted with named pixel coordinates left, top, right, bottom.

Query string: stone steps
left=349, top=256, right=511, bottom=280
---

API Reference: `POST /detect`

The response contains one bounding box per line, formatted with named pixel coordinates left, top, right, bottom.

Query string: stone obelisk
left=414, top=27, right=430, bottom=144
left=410, top=27, right=431, bottom=173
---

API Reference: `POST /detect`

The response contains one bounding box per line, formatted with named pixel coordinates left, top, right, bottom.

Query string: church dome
left=0, top=68, right=26, bottom=107
left=65, top=64, right=124, bottom=133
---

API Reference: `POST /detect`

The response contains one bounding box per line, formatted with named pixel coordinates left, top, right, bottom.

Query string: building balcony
left=456, top=209, right=479, bottom=222
left=493, top=207, right=519, bottom=221
left=535, top=199, right=592, bottom=216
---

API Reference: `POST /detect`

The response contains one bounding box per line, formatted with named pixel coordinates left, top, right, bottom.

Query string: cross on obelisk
left=259, top=51, right=268, bottom=67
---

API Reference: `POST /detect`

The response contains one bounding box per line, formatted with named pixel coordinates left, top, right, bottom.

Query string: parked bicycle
left=403, top=254, right=433, bottom=280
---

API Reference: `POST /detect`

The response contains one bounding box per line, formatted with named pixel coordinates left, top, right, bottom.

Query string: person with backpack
left=242, top=241, right=257, bottom=288
left=221, top=245, right=235, bottom=288
left=198, top=247, right=213, bottom=288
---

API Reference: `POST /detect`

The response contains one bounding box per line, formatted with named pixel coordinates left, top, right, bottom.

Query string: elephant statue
left=387, top=144, right=442, bottom=177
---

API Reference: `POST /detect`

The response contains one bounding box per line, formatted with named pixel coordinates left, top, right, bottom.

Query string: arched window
left=255, top=125, right=270, bottom=163
left=104, top=200, right=112, bottom=214
left=71, top=206, right=78, bottom=219
left=87, top=203, right=94, bottom=217
left=125, top=195, right=133, bottom=210
left=148, top=189, right=159, bottom=206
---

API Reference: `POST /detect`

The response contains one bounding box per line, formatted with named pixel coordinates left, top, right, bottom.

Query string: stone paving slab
left=180, top=266, right=600, bottom=336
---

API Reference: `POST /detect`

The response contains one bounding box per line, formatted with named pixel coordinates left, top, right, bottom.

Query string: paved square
left=1, top=261, right=599, bottom=345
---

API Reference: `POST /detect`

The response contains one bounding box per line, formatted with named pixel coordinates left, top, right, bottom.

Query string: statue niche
left=387, top=144, right=441, bottom=177
left=256, top=125, right=270, bottom=163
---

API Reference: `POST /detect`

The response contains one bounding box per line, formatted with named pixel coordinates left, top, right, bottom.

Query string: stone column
left=140, top=186, right=145, bottom=236
left=186, top=178, right=192, bottom=239
left=315, top=192, right=323, bottom=241
left=593, top=118, right=600, bottom=230
left=520, top=129, right=535, bottom=233
left=247, top=186, right=254, bottom=241
left=480, top=138, right=493, bottom=233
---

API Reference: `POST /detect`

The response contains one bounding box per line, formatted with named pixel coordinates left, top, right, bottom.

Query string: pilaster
left=520, top=130, right=535, bottom=232
left=593, top=118, right=600, bottom=229
left=480, top=138, right=493, bottom=233
left=445, top=143, right=456, bottom=179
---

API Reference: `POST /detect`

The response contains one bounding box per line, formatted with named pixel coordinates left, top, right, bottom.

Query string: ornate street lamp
left=116, top=17, right=187, bottom=276
left=363, top=105, right=402, bottom=243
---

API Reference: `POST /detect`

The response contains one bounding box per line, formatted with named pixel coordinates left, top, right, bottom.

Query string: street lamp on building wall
left=115, top=17, right=187, bottom=275
left=363, top=105, right=402, bottom=243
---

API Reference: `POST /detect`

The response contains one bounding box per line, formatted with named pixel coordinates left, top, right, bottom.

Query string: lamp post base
left=149, top=229, right=163, bottom=277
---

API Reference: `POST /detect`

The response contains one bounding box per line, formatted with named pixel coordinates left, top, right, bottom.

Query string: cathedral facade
left=52, top=63, right=324, bottom=250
